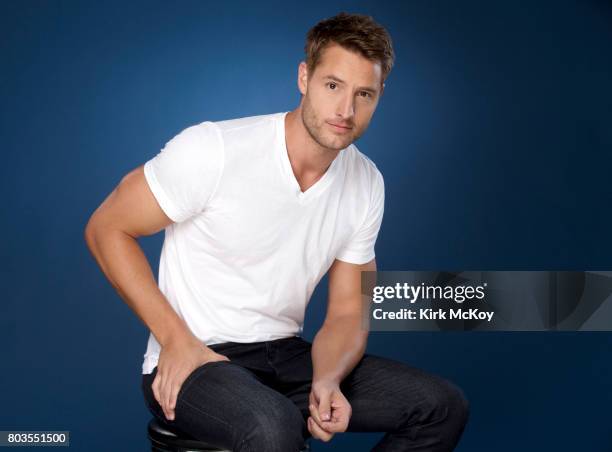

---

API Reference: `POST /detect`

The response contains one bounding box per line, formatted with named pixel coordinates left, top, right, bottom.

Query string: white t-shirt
left=141, top=111, right=384, bottom=374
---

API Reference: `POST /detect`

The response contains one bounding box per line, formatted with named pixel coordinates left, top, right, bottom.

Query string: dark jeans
left=141, top=336, right=469, bottom=452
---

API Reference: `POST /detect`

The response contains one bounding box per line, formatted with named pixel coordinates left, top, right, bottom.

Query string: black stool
left=148, top=418, right=310, bottom=452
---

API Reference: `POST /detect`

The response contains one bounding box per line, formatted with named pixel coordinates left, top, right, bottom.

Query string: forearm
left=84, top=223, right=193, bottom=346
left=312, top=314, right=368, bottom=385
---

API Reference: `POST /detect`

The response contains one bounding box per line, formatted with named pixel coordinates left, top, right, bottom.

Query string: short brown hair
left=305, top=12, right=395, bottom=82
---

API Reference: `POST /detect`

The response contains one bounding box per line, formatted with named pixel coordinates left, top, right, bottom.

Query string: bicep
left=326, top=257, right=377, bottom=321
left=86, top=165, right=174, bottom=238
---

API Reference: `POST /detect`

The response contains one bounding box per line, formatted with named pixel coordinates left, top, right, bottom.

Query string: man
left=85, top=12, right=469, bottom=451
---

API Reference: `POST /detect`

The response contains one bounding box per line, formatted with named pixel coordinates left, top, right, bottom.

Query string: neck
left=284, top=107, right=340, bottom=186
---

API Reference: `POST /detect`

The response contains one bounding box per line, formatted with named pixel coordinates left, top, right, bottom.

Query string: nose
left=336, top=92, right=355, bottom=121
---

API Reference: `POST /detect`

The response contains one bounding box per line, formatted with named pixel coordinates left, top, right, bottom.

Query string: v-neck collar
left=277, top=111, right=343, bottom=203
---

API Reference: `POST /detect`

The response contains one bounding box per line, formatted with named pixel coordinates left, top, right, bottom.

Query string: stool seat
left=147, top=418, right=310, bottom=452
left=148, top=418, right=229, bottom=451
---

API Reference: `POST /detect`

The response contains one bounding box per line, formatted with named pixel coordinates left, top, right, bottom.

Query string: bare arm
left=84, top=164, right=228, bottom=422
left=308, top=257, right=375, bottom=441
left=84, top=164, right=191, bottom=346
left=312, top=258, right=374, bottom=384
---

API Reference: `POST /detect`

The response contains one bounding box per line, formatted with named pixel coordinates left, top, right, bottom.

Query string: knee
left=238, top=400, right=305, bottom=452
left=423, top=377, right=470, bottom=429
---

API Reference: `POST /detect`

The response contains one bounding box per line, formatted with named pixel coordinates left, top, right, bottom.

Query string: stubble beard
left=301, top=95, right=358, bottom=152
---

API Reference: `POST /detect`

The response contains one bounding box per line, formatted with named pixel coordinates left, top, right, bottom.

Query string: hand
left=307, top=379, right=352, bottom=442
left=152, top=333, right=230, bottom=421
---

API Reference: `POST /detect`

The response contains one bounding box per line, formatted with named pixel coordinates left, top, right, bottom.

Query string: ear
left=298, top=61, right=308, bottom=96
left=380, top=82, right=385, bottom=97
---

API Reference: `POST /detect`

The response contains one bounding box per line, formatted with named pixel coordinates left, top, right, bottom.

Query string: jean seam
left=239, top=437, right=252, bottom=452
left=265, top=342, right=274, bottom=368
left=179, top=361, right=224, bottom=396
left=178, top=397, right=239, bottom=444
left=237, top=431, right=304, bottom=452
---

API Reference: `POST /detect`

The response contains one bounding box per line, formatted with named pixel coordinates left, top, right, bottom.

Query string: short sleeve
left=143, top=122, right=224, bottom=223
left=336, top=168, right=385, bottom=265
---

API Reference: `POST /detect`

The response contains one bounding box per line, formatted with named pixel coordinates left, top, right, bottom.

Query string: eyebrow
left=322, top=74, right=379, bottom=94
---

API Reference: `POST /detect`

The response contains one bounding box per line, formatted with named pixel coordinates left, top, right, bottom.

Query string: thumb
left=318, top=390, right=332, bottom=422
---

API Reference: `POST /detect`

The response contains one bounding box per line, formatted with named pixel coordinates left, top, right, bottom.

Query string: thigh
left=340, top=354, right=465, bottom=433
left=270, top=336, right=315, bottom=421
left=142, top=361, right=307, bottom=450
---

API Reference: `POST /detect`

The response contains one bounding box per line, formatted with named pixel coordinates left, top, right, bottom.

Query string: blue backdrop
left=2, top=0, right=611, bottom=450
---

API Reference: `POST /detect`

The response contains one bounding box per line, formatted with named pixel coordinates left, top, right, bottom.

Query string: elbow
left=84, top=209, right=108, bottom=251
left=84, top=213, right=133, bottom=253
left=84, top=215, right=99, bottom=251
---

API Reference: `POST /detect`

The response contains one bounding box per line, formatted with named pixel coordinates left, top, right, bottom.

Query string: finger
left=309, top=391, right=317, bottom=407
left=308, top=390, right=324, bottom=421
left=308, top=416, right=333, bottom=441
left=308, top=396, right=328, bottom=424
left=321, top=413, right=347, bottom=433
left=155, top=372, right=170, bottom=419
left=309, top=402, right=340, bottom=434
left=152, top=374, right=161, bottom=406
left=318, top=390, right=332, bottom=422
left=330, top=398, right=345, bottom=422
left=308, top=392, right=320, bottom=418
left=167, top=380, right=181, bottom=421
left=314, top=403, right=346, bottom=433
left=162, top=375, right=173, bottom=420
left=308, top=403, right=329, bottom=430
left=308, top=416, right=334, bottom=442
left=330, top=398, right=351, bottom=430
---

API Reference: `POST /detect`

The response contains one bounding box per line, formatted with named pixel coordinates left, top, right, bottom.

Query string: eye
left=327, top=82, right=337, bottom=90
left=358, top=91, right=372, bottom=98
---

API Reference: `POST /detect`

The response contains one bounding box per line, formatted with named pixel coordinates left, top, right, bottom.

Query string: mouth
left=327, top=122, right=353, bottom=133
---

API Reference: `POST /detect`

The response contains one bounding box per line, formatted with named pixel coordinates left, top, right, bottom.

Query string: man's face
left=299, top=43, right=384, bottom=152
